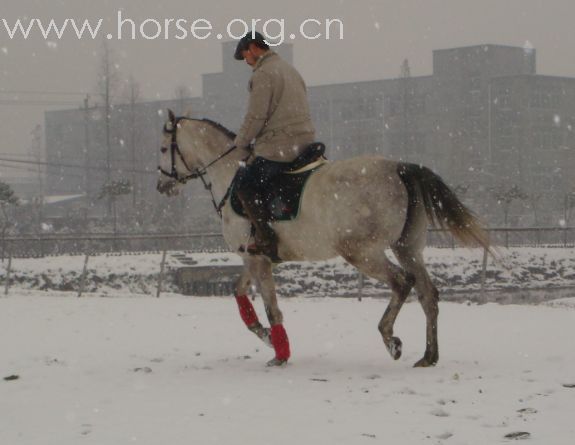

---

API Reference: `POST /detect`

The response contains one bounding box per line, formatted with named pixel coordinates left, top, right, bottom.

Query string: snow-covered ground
left=3, top=247, right=575, bottom=298
left=1, top=294, right=574, bottom=445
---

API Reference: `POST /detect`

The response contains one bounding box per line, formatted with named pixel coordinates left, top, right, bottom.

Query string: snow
left=1, top=294, right=574, bottom=444
left=5, top=247, right=574, bottom=298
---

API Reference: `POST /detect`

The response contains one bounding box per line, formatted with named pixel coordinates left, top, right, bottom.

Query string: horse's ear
left=167, top=109, right=176, bottom=123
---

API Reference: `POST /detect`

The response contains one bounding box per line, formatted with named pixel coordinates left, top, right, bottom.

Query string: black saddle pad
left=231, top=167, right=321, bottom=221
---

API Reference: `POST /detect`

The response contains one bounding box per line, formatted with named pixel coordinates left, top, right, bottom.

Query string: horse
left=156, top=109, right=490, bottom=367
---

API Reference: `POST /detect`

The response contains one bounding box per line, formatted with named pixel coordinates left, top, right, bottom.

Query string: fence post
left=156, top=249, right=167, bottom=298
left=77, top=252, right=90, bottom=298
left=357, top=271, right=364, bottom=301
left=4, top=253, right=12, bottom=296
left=480, top=246, right=488, bottom=304
left=39, top=232, right=45, bottom=258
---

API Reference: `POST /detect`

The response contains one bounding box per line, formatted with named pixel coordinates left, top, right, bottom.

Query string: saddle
left=231, top=142, right=327, bottom=221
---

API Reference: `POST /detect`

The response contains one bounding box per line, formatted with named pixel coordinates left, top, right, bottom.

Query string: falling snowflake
left=1, top=47, right=7, bottom=55
left=46, top=41, right=58, bottom=50
left=553, top=115, right=561, bottom=126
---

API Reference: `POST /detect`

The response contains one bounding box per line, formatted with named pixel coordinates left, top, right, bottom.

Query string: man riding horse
left=233, top=31, right=316, bottom=262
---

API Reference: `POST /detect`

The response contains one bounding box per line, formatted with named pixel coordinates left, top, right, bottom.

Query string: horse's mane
left=199, top=118, right=236, bottom=140
left=172, top=116, right=237, bottom=140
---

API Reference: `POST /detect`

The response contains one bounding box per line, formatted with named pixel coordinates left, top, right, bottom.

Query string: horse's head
left=156, top=109, right=200, bottom=196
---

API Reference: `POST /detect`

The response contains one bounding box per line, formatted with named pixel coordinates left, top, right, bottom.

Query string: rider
left=233, top=31, right=315, bottom=262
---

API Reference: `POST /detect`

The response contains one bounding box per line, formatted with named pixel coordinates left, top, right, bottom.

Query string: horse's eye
left=160, top=146, right=168, bottom=153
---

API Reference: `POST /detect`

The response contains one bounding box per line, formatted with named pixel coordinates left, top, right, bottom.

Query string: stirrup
left=246, top=243, right=282, bottom=264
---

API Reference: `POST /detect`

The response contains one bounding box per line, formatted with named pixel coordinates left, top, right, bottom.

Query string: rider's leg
left=235, top=158, right=287, bottom=262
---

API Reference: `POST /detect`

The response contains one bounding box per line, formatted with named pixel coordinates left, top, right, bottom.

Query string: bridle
left=158, top=117, right=237, bottom=184
left=157, top=117, right=239, bottom=217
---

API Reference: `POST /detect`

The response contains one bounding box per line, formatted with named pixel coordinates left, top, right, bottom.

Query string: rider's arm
left=234, top=70, right=273, bottom=149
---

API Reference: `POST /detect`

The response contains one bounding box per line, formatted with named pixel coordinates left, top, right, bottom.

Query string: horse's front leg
left=251, top=257, right=291, bottom=366
left=234, top=264, right=272, bottom=348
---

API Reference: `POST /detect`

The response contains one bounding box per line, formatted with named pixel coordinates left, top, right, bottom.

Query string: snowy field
left=3, top=247, right=575, bottom=297
left=1, top=293, right=575, bottom=445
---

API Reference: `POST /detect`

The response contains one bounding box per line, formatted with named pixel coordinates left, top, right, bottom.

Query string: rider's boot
left=236, top=191, right=281, bottom=263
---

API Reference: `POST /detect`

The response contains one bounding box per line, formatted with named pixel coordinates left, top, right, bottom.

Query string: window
left=533, top=126, right=562, bottom=150
left=340, top=97, right=378, bottom=121
left=384, top=95, right=400, bottom=116
left=529, top=87, right=561, bottom=109
left=496, top=88, right=512, bottom=108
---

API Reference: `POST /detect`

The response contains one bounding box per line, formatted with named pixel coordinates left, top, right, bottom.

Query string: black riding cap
left=234, top=31, right=269, bottom=60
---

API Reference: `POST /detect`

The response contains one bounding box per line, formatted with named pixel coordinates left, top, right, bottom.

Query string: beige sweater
left=234, top=51, right=315, bottom=162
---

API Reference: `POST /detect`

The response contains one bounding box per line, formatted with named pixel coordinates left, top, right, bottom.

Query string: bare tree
left=564, top=190, right=575, bottom=226
left=98, top=180, right=132, bottom=236
left=127, top=75, right=141, bottom=207
left=400, top=59, right=412, bottom=156
left=528, top=192, right=543, bottom=227
left=490, top=184, right=528, bottom=226
left=490, top=184, right=528, bottom=246
left=97, top=41, right=121, bottom=214
left=0, top=182, right=19, bottom=261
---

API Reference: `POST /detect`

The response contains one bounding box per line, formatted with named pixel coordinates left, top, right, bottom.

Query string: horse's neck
left=183, top=121, right=244, bottom=199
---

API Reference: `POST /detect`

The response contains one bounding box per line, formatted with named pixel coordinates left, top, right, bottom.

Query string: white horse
left=157, top=110, right=490, bottom=367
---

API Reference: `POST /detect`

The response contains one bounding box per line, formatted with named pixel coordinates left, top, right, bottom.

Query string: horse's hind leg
left=234, top=263, right=271, bottom=347
left=249, top=256, right=291, bottom=366
left=342, top=251, right=414, bottom=361
left=393, top=245, right=439, bottom=367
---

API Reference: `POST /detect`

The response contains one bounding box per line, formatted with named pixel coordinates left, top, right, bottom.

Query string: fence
left=1, top=227, right=574, bottom=259
left=1, top=232, right=227, bottom=259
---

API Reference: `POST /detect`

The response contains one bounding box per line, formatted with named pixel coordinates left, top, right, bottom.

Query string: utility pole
left=129, top=77, right=138, bottom=207
left=99, top=41, right=116, bottom=216
left=400, top=59, right=411, bottom=157
left=29, top=125, right=44, bottom=231
left=103, top=50, right=111, bottom=187
left=83, top=94, right=91, bottom=197
left=29, top=124, right=43, bottom=194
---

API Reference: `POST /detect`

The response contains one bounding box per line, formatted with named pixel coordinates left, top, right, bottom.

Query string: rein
left=158, top=117, right=239, bottom=217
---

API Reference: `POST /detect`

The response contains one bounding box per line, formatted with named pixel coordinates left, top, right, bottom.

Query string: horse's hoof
left=266, top=357, right=288, bottom=367
left=385, top=337, right=402, bottom=360
left=413, top=357, right=438, bottom=368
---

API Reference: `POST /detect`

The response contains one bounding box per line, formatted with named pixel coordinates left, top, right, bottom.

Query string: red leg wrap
left=235, top=295, right=259, bottom=327
left=270, top=324, right=291, bottom=361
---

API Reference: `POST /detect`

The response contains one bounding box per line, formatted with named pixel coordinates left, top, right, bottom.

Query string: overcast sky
left=1, top=0, right=575, bottom=179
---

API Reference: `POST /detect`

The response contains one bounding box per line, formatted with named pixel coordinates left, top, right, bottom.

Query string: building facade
left=44, top=43, right=575, bottom=227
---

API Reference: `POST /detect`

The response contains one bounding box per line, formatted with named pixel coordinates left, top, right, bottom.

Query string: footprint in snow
left=517, top=408, right=537, bottom=415
left=430, top=408, right=450, bottom=417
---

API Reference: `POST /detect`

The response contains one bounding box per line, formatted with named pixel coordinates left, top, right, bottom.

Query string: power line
left=0, top=152, right=39, bottom=158
left=0, top=89, right=89, bottom=96
left=0, top=157, right=157, bottom=175
left=0, top=99, right=82, bottom=106
left=0, top=162, right=86, bottom=180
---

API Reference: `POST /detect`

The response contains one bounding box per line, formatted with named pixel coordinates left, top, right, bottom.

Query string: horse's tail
left=397, top=163, right=491, bottom=252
